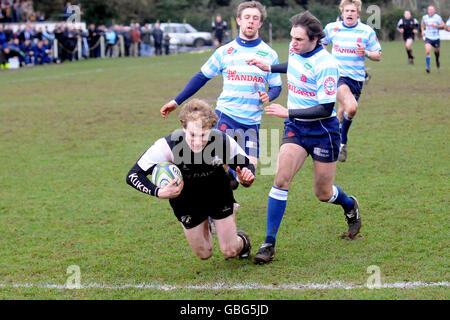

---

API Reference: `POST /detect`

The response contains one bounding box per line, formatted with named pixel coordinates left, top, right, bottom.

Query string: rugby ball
left=151, top=162, right=183, bottom=188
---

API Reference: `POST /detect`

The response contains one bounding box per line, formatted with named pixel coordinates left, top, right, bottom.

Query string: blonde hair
left=179, top=99, right=218, bottom=129
left=339, top=0, right=362, bottom=14
left=237, top=1, right=267, bottom=22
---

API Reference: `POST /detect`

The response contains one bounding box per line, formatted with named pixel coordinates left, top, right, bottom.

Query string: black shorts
left=425, top=38, right=440, bottom=48
left=169, top=189, right=236, bottom=229
left=403, top=33, right=414, bottom=41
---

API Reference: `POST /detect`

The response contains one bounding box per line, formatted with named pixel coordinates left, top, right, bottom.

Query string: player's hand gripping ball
left=151, top=162, right=183, bottom=188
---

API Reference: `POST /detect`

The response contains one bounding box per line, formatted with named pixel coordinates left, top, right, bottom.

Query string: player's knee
left=315, top=188, right=333, bottom=202
left=274, top=174, right=291, bottom=190
left=220, top=245, right=238, bottom=258
left=346, top=103, right=358, bottom=117
left=194, top=246, right=213, bottom=260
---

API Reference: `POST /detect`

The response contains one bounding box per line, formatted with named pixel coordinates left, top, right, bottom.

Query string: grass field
left=0, top=40, right=449, bottom=300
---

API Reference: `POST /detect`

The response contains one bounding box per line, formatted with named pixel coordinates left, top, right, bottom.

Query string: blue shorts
left=215, top=110, right=260, bottom=158
left=338, top=77, right=364, bottom=101
left=425, top=38, right=440, bottom=48
left=282, top=117, right=340, bottom=163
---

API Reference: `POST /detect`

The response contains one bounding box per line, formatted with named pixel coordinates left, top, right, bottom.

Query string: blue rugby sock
left=265, top=186, right=288, bottom=246
left=426, top=56, right=431, bottom=69
left=328, top=185, right=354, bottom=212
left=340, top=112, right=353, bottom=145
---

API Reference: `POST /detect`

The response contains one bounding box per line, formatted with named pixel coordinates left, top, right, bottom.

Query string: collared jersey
left=422, top=14, right=444, bottom=40
left=287, top=45, right=339, bottom=121
left=322, top=21, right=382, bottom=82
left=397, top=17, right=419, bottom=37
left=200, top=37, right=282, bottom=125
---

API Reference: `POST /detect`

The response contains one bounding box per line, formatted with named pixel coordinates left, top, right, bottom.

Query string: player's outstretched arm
left=160, top=71, right=211, bottom=118
left=247, top=59, right=288, bottom=74
left=160, top=100, right=178, bottom=118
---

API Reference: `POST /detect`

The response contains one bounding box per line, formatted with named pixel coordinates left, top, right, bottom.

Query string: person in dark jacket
left=152, top=23, right=163, bottom=55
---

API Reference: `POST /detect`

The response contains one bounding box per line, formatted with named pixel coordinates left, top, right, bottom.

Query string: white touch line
left=0, top=281, right=448, bottom=291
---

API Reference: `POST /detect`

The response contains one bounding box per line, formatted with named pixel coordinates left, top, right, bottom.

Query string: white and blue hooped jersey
left=322, top=21, right=382, bottom=82
left=200, top=38, right=282, bottom=125
left=287, top=44, right=339, bottom=121
left=422, top=14, right=444, bottom=40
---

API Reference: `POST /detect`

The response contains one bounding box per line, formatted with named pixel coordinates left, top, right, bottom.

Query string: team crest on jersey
left=357, top=37, right=362, bottom=43
left=300, top=74, right=307, bottom=82
left=324, top=77, right=336, bottom=95
left=227, top=47, right=236, bottom=55
left=334, top=27, right=339, bottom=32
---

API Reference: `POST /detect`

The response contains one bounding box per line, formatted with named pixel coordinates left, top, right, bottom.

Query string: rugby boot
left=253, top=243, right=275, bottom=265
left=342, top=196, right=361, bottom=239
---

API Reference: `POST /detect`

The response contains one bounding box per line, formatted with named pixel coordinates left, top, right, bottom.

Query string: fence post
left=53, top=39, right=59, bottom=61
left=77, top=36, right=82, bottom=60
left=100, top=35, right=105, bottom=58
left=119, top=35, right=125, bottom=57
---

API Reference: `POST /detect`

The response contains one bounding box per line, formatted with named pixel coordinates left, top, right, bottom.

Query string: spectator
left=105, top=25, right=117, bottom=58
left=53, top=24, right=64, bottom=62
left=12, top=1, right=21, bottom=22
left=33, top=27, right=43, bottom=41
left=42, top=26, right=54, bottom=42
left=87, top=23, right=100, bottom=58
left=122, top=26, right=131, bottom=56
left=0, top=24, right=7, bottom=46
left=163, top=32, right=170, bottom=55
left=35, top=10, right=44, bottom=21
left=79, top=27, right=88, bottom=59
left=61, top=28, right=77, bottom=62
left=33, top=40, right=51, bottom=64
left=140, top=24, right=152, bottom=56
left=1, top=44, right=24, bottom=67
left=1, top=0, right=13, bottom=23
left=18, top=24, right=33, bottom=42
left=20, top=38, right=34, bottom=65
left=4, top=24, right=14, bottom=42
left=20, top=0, right=34, bottom=22
left=152, top=23, right=163, bottom=55
left=63, top=2, right=72, bottom=19
left=130, top=23, right=140, bottom=57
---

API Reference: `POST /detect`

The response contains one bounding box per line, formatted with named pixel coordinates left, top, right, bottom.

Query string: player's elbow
left=373, top=52, right=382, bottom=62
left=126, top=167, right=138, bottom=187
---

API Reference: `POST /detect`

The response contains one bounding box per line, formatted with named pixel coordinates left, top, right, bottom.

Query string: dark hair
left=290, top=11, right=325, bottom=41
